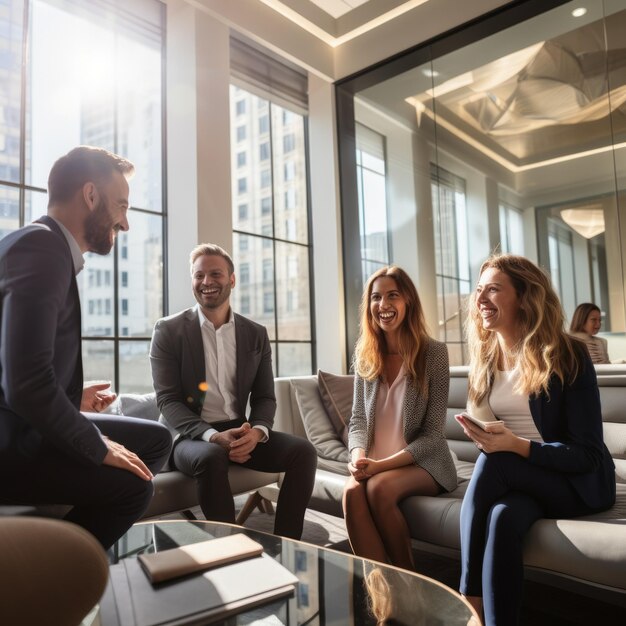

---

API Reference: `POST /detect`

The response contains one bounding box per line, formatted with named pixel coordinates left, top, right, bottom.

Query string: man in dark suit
left=150, top=243, right=316, bottom=539
left=0, top=146, right=172, bottom=549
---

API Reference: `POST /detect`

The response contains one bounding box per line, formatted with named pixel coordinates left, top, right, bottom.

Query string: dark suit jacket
left=0, top=216, right=107, bottom=465
left=526, top=347, right=615, bottom=510
left=150, top=307, right=276, bottom=440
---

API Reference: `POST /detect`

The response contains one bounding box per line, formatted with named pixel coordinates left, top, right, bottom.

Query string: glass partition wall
left=337, top=0, right=626, bottom=364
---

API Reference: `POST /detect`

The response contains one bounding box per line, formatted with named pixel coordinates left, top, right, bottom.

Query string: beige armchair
left=0, top=517, right=109, bottom=625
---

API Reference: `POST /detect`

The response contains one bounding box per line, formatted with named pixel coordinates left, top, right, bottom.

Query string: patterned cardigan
left=348, top=338, right=458, bottom=493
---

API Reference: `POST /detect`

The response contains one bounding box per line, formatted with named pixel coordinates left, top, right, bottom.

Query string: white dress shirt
left=197, top=306, right=268, bottom=442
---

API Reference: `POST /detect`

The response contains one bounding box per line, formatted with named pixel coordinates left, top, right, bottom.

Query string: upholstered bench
left=260, top=369, right=626, bottom=607
left=105, top=393, right=281, bottom=520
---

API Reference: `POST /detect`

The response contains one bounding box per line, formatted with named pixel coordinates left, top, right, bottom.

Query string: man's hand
left=102, top=437, right=153, bottom=481
left=228, top=423, right=263, bottom=463
left=81, top=381, right=117, bottom=413
left=210, top=422, right=250, bottom=451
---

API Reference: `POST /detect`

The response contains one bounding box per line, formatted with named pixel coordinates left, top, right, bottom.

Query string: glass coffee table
left=101, top=520, right=476, bottom=625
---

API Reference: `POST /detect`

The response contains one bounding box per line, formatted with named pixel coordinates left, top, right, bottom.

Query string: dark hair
left=189, top=243, right=235, bottom=275
left=48, top=146, right=135, bottom=205
left=570, top=303, right=601, bottom=333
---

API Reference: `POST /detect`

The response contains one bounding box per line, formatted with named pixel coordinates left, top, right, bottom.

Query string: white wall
left=308, top=74, right=347, bottom=373
left=165, top=2, right=347, bottom=370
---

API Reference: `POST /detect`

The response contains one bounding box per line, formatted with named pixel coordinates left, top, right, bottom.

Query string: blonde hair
left=189, top=243, right=234, bottom=275
left=353, top=266, right=430, bottom=391
left=467, top=254, right=579, bottom=404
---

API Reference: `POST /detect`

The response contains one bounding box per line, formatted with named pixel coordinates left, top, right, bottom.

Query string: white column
left=165, top=3, right=232, bottom=314
left=308, top=73, right=347, bottom=373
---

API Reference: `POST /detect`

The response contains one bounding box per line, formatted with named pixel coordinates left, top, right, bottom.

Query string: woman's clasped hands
left=349, top=455, right=383, bottom=481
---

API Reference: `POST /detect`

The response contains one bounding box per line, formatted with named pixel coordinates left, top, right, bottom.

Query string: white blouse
left=489, top=369, right=543, bottom=442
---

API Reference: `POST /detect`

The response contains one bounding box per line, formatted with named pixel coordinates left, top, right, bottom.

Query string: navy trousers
left=0, top=415, right=172, bottom=550
left=459, top=451, right=599, bottom=626
left=172, top=419, right=317, bottom=540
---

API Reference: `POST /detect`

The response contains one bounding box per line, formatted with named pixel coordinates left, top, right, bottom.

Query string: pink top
left=369, top=367, right=409, bottom=460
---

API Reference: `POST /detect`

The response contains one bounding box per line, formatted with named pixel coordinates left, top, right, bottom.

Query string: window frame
left=0, top=0, right=168, bottom=393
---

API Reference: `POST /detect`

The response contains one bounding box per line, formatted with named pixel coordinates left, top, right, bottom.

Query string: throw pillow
left=290, top=378, right=349, bottom=464
left=317, top=370, right=353, bottom=447
left=118, top=392, right=160, bottom=422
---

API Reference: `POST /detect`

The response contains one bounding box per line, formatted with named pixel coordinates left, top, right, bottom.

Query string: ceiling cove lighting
left=258, top=0, right=431, bottom=47
left=572, top=7, right=588, bottom=18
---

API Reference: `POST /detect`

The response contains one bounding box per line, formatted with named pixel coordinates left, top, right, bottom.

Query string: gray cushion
left=317, top=370, right=353, bottom=447
left=290, top=378, right=349, bottom=464
left=117, top=392, right=160, bottom=421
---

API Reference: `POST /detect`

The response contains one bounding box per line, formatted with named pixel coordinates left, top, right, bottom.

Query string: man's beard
left=194, top=283, right=232, bottom=310
left=84, top=196, right=116, bottom=255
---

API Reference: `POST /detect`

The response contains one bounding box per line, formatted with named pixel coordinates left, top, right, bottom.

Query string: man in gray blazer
left=150, top=243, right=316, bottom=539
left=0, top=146, right=172, bottom=549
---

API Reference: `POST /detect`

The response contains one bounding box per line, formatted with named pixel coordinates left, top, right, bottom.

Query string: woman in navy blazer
left=456, top=254, right=615, bottom=626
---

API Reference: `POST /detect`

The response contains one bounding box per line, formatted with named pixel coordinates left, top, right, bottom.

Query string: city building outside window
left=229, top=84, right=313, bottom=376
left=0, top=0, right=166, bottom=393
left=431, top=164, right=470, bottom=365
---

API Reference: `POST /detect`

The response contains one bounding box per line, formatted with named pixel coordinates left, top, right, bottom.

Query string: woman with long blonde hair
left=457, top=254, right=615, bottom=625
left=343, top=266, right=457, bottom=570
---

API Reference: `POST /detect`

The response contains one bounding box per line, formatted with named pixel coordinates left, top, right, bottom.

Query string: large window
left=431, top=164, right=470, bottom=364
left=356, top=123, right=390, bottom=282
left=229, top=85, right=313, bottom=376
left=0, top=0, right=165, bottom=393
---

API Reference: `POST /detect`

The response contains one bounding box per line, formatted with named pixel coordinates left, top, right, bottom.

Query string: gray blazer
left=348, top=338, right=457, bottom=493
left=150, top=307, right=276, bottom=440
left=0, top=216, right=107, bottom=465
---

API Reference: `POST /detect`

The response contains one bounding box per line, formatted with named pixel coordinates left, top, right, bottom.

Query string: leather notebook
left=137, top=533, right=264, bottom=583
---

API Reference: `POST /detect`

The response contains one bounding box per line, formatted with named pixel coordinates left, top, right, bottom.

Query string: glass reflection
left=348, top=0, right=626, bottom=363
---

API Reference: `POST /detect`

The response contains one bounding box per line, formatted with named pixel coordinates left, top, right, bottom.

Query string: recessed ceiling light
left=572, top=7, right=587, bottom=17
left=422, top=68, right=440, bottom=78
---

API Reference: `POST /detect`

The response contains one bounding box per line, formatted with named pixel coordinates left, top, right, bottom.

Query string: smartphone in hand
left=459, top=411, right=505, bottom=433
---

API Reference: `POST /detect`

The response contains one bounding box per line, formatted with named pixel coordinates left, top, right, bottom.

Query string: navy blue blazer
left=0, top=216, right=107, bottom=465
left=527, top=346, right=615, bottom=511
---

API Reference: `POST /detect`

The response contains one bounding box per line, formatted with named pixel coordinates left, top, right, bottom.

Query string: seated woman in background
left=457, top=254, right=615, bottom=626
left=343, top=266, right=457, bottom=570
left=570, top=302, right=610, bottom=364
